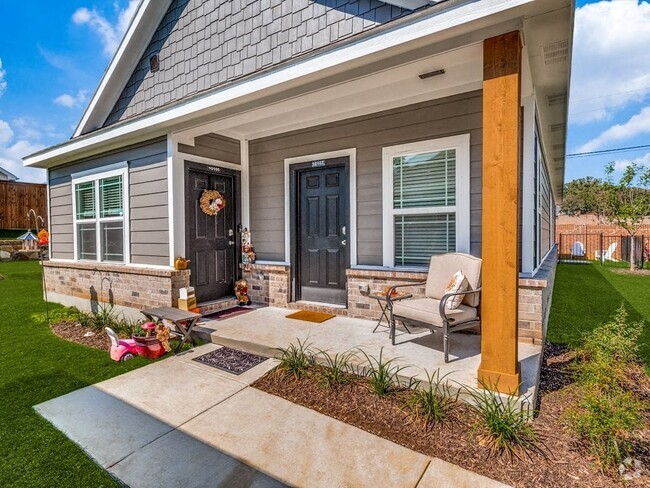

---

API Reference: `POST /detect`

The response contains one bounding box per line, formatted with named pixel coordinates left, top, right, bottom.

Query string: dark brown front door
left=186, top=164, right=238, bottom=303
left=295, top=159, right=349, bottom=305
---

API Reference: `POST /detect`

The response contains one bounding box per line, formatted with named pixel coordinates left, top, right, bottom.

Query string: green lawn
left=0, top=261, right=147, bottom=487
left=548, top=263, right=650, bottom=367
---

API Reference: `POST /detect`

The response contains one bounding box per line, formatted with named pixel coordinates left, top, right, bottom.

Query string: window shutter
left=100, top=176, right=123, bottom=218
left=393, top=150, right=456, bottom=209
left=75, top=182, right=96, bottom=220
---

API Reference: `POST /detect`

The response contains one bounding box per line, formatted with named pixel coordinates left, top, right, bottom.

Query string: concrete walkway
left=35, top=344, right=510, bottom=488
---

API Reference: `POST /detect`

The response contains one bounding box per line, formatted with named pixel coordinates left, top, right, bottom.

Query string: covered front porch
left=195, top=306, right=542, bottom=403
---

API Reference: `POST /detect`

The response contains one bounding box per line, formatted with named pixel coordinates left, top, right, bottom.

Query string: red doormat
left=201, top=306, right=254, bottom=321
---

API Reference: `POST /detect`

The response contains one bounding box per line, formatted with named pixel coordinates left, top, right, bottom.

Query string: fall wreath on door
left=200, top=190, right=226, bottom=215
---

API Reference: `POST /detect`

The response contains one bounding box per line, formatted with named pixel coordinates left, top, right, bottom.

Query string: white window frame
left=72, top=166, right=130, bottom=264
left=382, top=134, right=471, bottom=268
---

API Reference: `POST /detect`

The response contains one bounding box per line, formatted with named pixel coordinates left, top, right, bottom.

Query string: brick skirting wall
left=43, top=251, right=557, bottom=346
left=242, top=263, right=291, bottom=308
left=239, top=251, right=558, bottom=345
left=43, top=261, right=190, bottom=311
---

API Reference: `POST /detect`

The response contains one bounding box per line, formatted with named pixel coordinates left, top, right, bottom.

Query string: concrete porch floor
left=196, top=307, right=542, bottom=403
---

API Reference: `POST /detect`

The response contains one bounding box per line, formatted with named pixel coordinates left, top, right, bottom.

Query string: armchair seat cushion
left=392, top=298, right=477, bottom=328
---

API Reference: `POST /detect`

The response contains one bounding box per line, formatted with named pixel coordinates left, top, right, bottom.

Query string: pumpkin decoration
left=200, top=190, right=226, bottom=216
left=174, top=257, right=189, bottom=270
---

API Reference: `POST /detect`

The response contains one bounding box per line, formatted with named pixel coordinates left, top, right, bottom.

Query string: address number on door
left=311, top=160, right=326, bottom=168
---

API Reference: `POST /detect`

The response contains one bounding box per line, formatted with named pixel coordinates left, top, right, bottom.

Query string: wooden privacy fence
left=0, top=181, right=47, bottom=229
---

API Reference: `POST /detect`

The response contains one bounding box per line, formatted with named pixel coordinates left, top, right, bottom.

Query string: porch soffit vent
left=381, top=0, right=442, bottom=10
left=541, top=39, right=569, bottom=66
left=547, top=93, right=567, bottom=107
left=549, top=123, right=565, bottom=133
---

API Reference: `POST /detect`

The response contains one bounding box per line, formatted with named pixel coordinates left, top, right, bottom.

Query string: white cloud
left=569, top=1, right=650, bottom=125
left=0, top=119, right=46, bottom=183
left=614, top=152, right=650, bottom=172
left=579, top=106, right=650, bottom=152
left=0, top=58, right=7, bottom=98
left=54, top=90, right=89, bottom=108
left=72, top=1, right=139, bottom=57
left=0, top=120, right=13, bottom=145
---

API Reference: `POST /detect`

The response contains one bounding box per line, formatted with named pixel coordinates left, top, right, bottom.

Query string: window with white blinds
left=73, top=169, right=128, bottom=263
left=382, top=135, right=470, bottom=268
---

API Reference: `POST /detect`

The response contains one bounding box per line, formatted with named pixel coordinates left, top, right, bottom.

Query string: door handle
left=341, top=240, right=347, bottom=246
left=228, top=240, right=235, bottom=246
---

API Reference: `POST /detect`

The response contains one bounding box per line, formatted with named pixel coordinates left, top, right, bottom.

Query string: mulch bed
left=253, top=343, right=650, bottom=487
left=609, top=268, right=650, bottom=276
left=193, top=346, right=267, bottom=374
left=50, top=321, right=110, bottom=351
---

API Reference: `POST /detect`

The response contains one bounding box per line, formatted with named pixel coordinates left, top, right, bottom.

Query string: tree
left=602, top=162, right=650, bottom=271
left=560, top=177, right=608, bottom=218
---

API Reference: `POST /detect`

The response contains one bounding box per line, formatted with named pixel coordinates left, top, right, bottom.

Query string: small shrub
left=31, top=306, right=92, bottom=328
left=92, top=303, right=121, bottom=330
left=567, top=386, right=645, bottom=468
left=574, top=305, right=643, bottom=389
left=468, top=383, right=542, bottom=460
left=404, top=370, right=458, bottom=428
left=275, top=339, right=314, bottom=379
left=359, top=348, right=407, bottom=397
left=312, top=349, right=356, bottom=388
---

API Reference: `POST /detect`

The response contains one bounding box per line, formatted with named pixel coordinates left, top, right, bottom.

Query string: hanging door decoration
left=199, top=190, right=226, bottom=216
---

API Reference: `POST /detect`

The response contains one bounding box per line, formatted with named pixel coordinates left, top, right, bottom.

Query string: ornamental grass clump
left=568, top=387, right=644, bottom=469
left=573, top=305, right=643, bottom=390
left=360, top=348, right=408, bottom=397
left=312, top=349, right=356, bottom=388
left=404, top=370, right=458, bottom=428
left=468, top=383, right=543, bottom=460
left=566, top=305, right=648, bottom=469
left=275, top=339, right=314, bottom=379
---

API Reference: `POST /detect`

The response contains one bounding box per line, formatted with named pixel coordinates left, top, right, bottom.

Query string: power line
left=566, top=144, right=650, bottom=159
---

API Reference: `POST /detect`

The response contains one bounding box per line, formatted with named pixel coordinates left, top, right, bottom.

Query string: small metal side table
left=368, top=293, right=413, bottom=333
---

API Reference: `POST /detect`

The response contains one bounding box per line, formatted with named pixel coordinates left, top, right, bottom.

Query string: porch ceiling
left=523, top=1, right=574, bottom=200
left=175, top=43, right=484, bottom=142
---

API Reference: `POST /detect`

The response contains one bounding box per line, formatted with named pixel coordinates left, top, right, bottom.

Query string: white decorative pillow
left=444, top=271, right=468, bottom=310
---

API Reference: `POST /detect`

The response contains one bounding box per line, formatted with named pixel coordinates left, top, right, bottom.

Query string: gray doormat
left=193, top=347, right=268, bottom=375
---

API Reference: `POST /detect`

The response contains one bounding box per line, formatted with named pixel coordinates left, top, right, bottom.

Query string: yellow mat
left=286, top=310, right=336, bottom=323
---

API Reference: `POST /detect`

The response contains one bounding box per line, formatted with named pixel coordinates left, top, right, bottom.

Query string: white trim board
left=382, top=134, right=471, bottom=267
left=74, top=0, right=174, bottom=137
left=71, top=165, right=131, bottom=265
left=25, top=0, right=533, bottom=169
left=171, top=149, right=245, bottom=260
left=283, top=148, right=358, bottom=266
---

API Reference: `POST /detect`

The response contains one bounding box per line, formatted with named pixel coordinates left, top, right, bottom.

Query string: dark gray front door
left=186, top=167, right=237, bottom=303
left=296, top=160, right=348, bottom=305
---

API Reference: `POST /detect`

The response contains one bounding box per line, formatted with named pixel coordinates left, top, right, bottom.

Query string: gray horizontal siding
left=48, top=139, right=169, bottom=266
left=102, top=0, right=423, bottom=129
left=248, top=91, right=483, bottom=264
left=178, top=134, right=241, bottom=164
left=49, top=183, right=74, bottom=259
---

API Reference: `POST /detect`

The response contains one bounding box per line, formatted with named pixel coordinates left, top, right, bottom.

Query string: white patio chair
left=594, top=242, right=618, bottom=262
left=571, top=241, right=585, bottom=259
left=387, top=253, right=481, bottom=363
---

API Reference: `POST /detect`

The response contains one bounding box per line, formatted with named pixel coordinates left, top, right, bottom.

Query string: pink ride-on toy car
left=105, top=322, right=167, bottom=362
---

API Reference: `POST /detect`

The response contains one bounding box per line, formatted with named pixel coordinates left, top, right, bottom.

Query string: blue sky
left=0, top=0, right=648, bottom=184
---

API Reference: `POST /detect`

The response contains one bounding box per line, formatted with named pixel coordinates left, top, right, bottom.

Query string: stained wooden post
left=477, top=31, right=522, bottom=394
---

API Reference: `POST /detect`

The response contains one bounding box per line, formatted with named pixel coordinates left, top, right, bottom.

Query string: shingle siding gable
left=102, top=0, right=420, bottom=128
